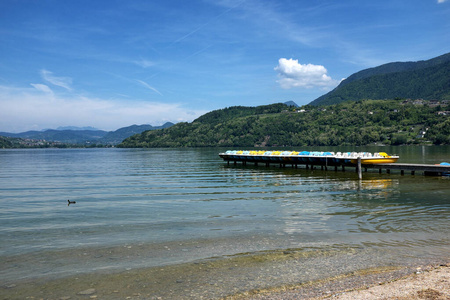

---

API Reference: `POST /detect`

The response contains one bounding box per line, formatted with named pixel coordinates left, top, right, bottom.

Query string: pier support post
left=357, top=157, right=362, bottom=180
left=387, top=169, right=390, bottom=174
left=401, top=170, right=404, bottom=176
left=227, top=161, right=230, bottom=166
left=411, top=170, right=415, bottom=175
left=342, top=166, right=345, bottom=172
left=335, top=166, right=338, bottom=172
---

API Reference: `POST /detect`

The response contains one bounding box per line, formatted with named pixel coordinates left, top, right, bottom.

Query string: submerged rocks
left=77, top=288, right=96, bottom=295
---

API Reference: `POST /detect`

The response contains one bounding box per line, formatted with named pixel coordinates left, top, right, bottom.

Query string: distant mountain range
left=309, top=52, right=450, bottom=106
left=284, top=101, right=299, bottom=107
left=54, top=126, right=100, bottom=131
left=0, top=123, right=174, bottom=145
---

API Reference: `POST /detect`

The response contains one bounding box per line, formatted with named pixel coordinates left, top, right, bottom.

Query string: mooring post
left=357, top=157, right=362, bottom=180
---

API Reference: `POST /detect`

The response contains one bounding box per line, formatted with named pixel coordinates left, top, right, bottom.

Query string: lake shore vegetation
left=119, top=99, right=450, bottom=148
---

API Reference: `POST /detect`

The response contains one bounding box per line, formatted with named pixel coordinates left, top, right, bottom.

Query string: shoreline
left=227, top=263, right=450, bottom=300
left=2, top=254, right=448, bottom=299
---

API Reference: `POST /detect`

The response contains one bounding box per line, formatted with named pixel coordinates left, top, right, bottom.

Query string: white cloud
left=134, top=59, right=155, bottom=68
left=136, top=80, right=163, bottom=96
left=438, top=0, right=447, bottom=3
left=30, top=83, right=53, bottom=94
left=0, top=85, right=207, bottom=132
left=274, top=58, right=339, bottom=89
left=41, top=69, right=73, bottom=91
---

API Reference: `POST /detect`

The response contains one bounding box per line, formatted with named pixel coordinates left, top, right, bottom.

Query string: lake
left=0, top=146, right=449, bottom=298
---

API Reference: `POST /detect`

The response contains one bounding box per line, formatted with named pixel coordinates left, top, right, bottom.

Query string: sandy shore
left=231, top=263, right=450, bottom=300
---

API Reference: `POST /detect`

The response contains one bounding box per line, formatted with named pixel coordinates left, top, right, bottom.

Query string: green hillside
left=119, top=100, right=450, bottom=148
left=310, top=52, right=450, bottom=106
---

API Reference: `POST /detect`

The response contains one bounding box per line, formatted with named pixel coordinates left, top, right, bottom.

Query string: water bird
left=67, top=199, right=76, bottom=206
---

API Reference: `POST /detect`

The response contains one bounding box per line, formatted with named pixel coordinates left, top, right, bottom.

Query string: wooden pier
left=222, top=156, right=450, bottom=178
left=362, top=163, right=450, bottom=176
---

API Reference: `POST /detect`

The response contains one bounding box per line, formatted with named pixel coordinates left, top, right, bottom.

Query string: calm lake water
left=0, top=146, right=449, bottom=289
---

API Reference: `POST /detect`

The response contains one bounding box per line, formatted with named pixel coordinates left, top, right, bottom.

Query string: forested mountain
left=310, top=52, right=450, bottom=106
left=119, top=100, right=450, bottom=147
left=99, top=123, right=174, bottom=145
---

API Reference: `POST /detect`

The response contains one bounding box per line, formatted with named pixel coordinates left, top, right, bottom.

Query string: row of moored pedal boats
left=219, top=150, right=399, bottom=165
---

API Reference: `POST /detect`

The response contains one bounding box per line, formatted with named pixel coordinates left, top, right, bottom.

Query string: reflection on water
left=279, top=179, right=399, bottom=235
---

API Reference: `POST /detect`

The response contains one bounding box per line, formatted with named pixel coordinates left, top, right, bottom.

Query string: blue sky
left=1, top=0, right=449, bottom=132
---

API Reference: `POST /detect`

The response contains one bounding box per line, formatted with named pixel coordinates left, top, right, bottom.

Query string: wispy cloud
left=41, top=69, right=73, bottom=91
left=133, top=58, right=155, bottom=68
left=173, top=1, right=244, bottom=44
left=274, top=58, right=340, bottom=89
left=213, top=0, right=328, bottom=47
left=30, top=83, right=53, bottom=94
left=0, top=85, right=207, bottom=132
left=136, top=80, right=163, bottom=96
left=438, top=0, right=448, bottom=3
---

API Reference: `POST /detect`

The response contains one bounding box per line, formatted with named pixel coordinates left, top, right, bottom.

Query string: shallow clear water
left=0, top=147, right=449, bottom=283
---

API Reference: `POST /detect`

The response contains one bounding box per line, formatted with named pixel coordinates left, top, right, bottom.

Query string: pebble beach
left=233, top=263, right=450, bottom=300
left=2, top=260, right=448, bottom=299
